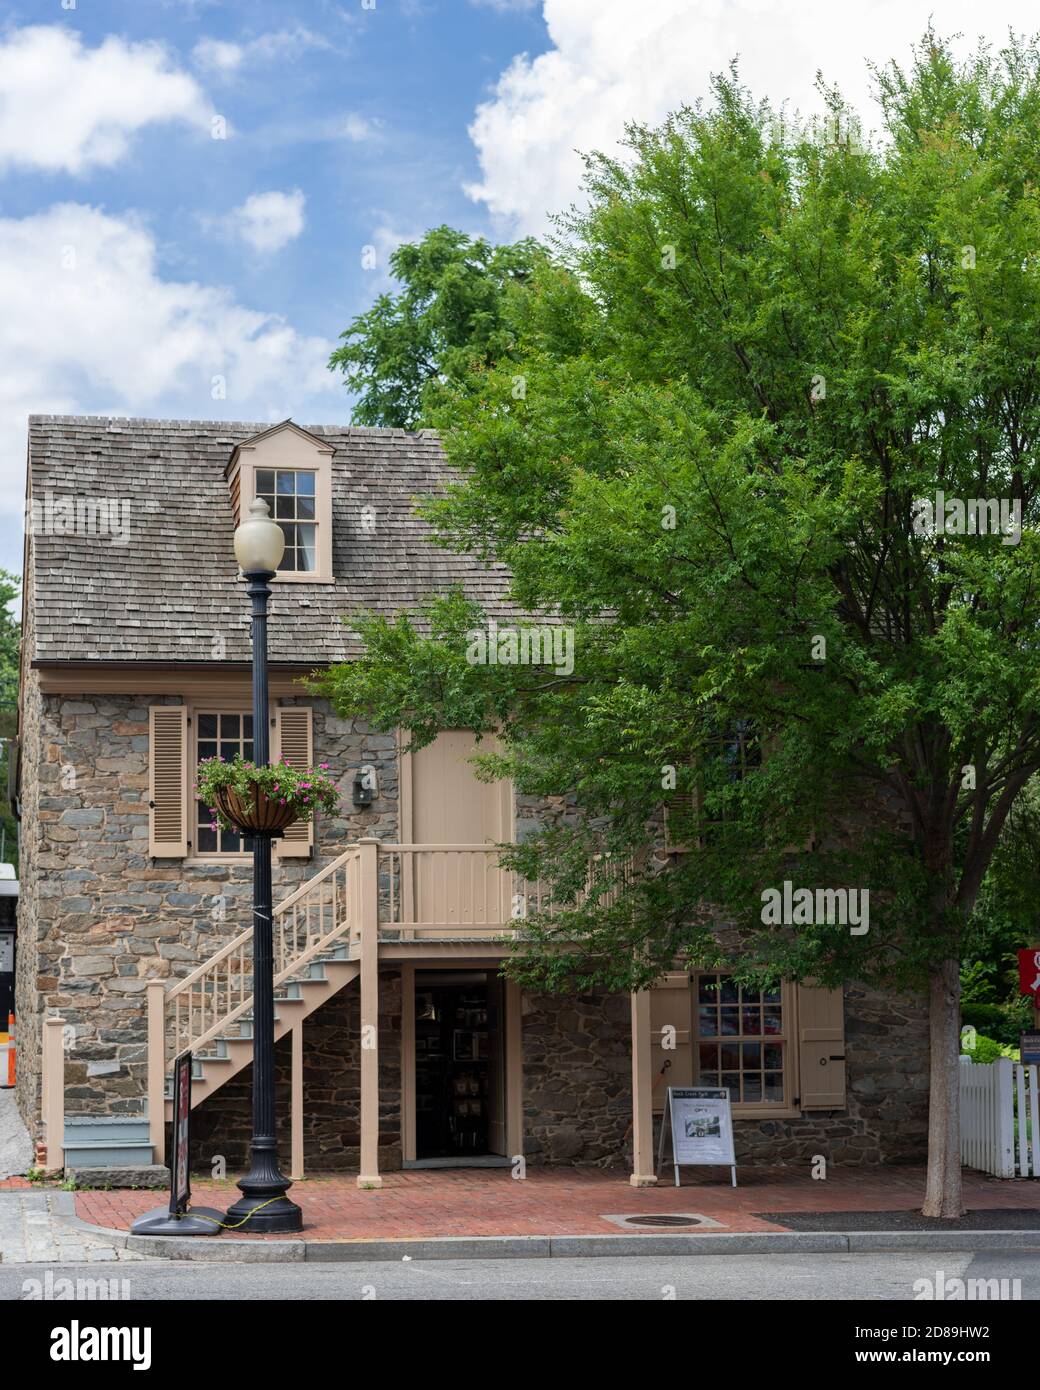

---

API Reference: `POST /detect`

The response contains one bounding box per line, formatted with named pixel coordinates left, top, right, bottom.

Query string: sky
left=3, top=0, right=1040, bottom=578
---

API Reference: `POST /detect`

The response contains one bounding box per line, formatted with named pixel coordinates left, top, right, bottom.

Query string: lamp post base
left=225, top=1189, right=303, bottom=1234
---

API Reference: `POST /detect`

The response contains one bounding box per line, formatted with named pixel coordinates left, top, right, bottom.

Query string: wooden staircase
left=145, top=837, right=621, bottom=1177
left=149, top=844, right=366, bottom=1146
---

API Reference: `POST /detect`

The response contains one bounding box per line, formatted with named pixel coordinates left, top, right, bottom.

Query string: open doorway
left=413, top=970, right=507, bottom=1161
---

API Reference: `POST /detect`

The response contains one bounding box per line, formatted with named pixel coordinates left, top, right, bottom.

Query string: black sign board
left=1021, top=1031, right=1040, bottom=1067
left=130, top=1046, right=222, bottom=1236
left=169, top=1050, right=193, bottom=1217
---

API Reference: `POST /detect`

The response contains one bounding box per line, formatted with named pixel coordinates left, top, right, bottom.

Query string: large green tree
left=329, top=224, right=545, bottom=429
left=317, top=34, right=1040, bottom=1217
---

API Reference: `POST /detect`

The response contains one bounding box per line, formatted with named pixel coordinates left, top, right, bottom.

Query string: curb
left=73, top=1220, right=1040, bottom=1263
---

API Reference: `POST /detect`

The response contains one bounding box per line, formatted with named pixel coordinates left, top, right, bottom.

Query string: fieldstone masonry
left=16, top=673, right=929, bottom=1171
left=15, top=676, right=399, bottom=1139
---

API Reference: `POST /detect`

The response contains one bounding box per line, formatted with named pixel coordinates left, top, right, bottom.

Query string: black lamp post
left=225, top=498, right=302, bottom=1233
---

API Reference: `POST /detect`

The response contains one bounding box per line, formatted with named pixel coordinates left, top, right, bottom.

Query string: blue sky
left=0, top=0, right=552, bottom=574
left=3, top=0, right=1039, bottom=577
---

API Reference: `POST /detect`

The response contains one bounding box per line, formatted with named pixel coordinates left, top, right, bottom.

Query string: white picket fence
left=959, top=1056, right=1040, bottom=1178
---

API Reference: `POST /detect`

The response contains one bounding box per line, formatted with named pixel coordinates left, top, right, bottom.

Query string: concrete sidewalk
left=0, top=1190, right=148, bottom=1264
left=0, top=1091, right=31, bottom=1182
left=62, top=1164, right=1040, bottom=1261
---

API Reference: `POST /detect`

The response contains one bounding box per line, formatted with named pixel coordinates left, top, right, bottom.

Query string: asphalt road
left=3, top=1250, right=1039, bottom=1300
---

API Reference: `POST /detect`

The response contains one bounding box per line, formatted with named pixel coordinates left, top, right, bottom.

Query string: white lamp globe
left=234, top=497, right=285, bottom=574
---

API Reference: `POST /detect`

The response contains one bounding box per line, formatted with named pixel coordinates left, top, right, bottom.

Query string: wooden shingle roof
left=26, top=415, right=517, bottom=666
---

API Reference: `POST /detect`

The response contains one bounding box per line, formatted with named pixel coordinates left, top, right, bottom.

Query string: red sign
left=1019, top=949, right=1040, bottom=997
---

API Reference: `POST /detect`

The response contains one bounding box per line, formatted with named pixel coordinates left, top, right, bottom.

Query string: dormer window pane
left=298, top=525, right=317, bottom=570
left=254, top=468, right=319, bottom=574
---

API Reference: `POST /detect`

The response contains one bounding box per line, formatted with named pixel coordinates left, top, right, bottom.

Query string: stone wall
left=521, top=991, right=632, bottom=1164
left=14, top=670, right=43, bottom=1133
left=14, top=687, right=399, bottom=1138
left=16, top=681, right=930, bottom=1170
left=520, top=980, right=928, bottom=1169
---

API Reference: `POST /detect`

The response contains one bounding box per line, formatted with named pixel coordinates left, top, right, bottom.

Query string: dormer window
left=255, top=468, right=317, bottom=572
left=226, top=420, right=334, bottom=582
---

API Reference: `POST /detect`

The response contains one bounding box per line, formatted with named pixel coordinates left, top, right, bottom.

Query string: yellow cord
left=185, top=1196, right=292, bottom=1231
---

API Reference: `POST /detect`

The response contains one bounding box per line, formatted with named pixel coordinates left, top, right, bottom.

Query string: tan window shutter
left=149, top=705, right=188, bottom=858
left=274, top=706, right=314, bottom=858
left=663, top=757, right=697, bottom=853
left=649, top=972, right=693, bottom=1111
left=796, top=984, right=846, bottom=1110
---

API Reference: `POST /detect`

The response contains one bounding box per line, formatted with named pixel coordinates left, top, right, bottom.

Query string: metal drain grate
left=623, top=1214, right=702, bottom=1228
left=600, top=1211, right=725, bottom=1231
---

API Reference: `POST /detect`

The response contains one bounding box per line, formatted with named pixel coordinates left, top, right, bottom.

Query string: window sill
left=185, top=854, right=253, bottom=866
left=732, top=1106, right=802, bottom=1121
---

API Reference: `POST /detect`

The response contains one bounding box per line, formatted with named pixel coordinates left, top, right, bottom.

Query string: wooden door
left=407, top=732, right=512, bottom=927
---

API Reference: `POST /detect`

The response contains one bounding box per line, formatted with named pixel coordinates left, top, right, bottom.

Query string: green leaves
left=328, top=225, right=546, bottom=430
left=318, top=33, right=1040, bottom=996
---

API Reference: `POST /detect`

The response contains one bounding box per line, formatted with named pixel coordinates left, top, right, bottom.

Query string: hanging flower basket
left=196, top=755, right=340, bottom=837
left=211, top=784, right=299, bottom=836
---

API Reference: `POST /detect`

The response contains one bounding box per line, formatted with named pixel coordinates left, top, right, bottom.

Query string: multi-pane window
left=666, top=719, right=762, bottom=851
left=255, top=469, right=317, bottom=573
left=196, top=712, right=254, bottom=855
left=695, top=973, right=787, bottom=1105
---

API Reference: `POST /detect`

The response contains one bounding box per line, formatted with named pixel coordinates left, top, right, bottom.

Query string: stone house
left=13, top=414, right=929, bottom=1185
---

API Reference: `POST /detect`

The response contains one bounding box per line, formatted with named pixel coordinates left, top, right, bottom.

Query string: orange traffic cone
left=1, top=1012, right=14, bottom=1088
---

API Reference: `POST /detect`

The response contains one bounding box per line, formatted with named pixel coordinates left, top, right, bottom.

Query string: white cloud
left=191, top=37, right=244, bottom=73
left=0, top=25, right=210, bottom=175
left=466, top=0, right=1040, bottom=235
left=0, top=203, right=339, bottom=529
left=226, top=189, right=307, bottom=254
left=191, top=27, right=333, bottom=75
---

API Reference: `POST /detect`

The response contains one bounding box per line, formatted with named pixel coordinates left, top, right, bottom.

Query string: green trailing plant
left=196, top=756, right=339, bottom=835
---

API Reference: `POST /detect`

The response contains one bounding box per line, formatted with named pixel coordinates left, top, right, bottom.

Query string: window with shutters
left=693, top=971, right=792, bottom=1107
left=195, top=710, right=255, bottom=856
left=665, top=720, right=761, bottom=852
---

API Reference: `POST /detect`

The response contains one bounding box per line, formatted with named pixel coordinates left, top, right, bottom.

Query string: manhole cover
left=600, top=1212, right=725, bottom=1231
left=625, top=1215, right=701, bottom=1228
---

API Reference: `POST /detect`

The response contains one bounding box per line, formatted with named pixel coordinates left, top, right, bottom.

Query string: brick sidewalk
left=71, top=1165, right=1040, bottom=1242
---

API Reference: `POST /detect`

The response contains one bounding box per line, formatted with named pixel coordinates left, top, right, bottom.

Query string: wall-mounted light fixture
left=353, top=765, right=377, bottom=808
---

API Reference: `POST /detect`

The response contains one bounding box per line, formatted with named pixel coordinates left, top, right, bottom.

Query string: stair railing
left=159, top=844, right=361, bottom=1068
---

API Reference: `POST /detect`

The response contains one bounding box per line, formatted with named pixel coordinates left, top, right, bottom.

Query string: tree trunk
left=922, top=956, right=964, bottom=1218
